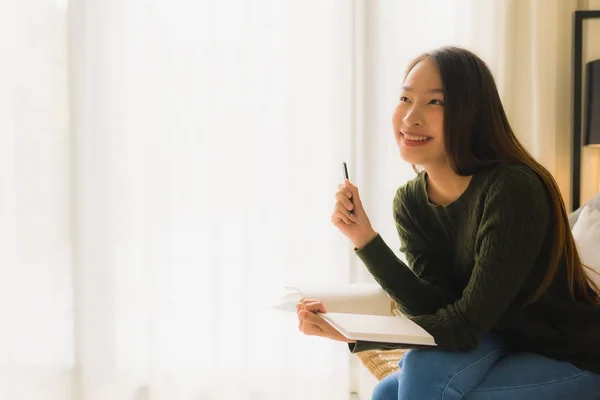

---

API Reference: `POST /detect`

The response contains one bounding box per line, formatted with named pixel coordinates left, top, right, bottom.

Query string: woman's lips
left=400, top=132, right=432, bottom=147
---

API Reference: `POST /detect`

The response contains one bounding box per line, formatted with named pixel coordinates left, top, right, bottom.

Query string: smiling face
left=392, top=57, right=447, bottom=167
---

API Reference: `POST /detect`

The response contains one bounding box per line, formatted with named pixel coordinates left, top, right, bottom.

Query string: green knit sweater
left=350, top=163, right=600, bottom=375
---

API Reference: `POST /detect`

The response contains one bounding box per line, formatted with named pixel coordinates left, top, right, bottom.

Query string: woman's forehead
left=404, top=58, right=442, bottom=89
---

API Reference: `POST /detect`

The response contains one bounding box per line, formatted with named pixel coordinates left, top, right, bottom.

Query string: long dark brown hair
left=406, top=46, right=599, bottom=305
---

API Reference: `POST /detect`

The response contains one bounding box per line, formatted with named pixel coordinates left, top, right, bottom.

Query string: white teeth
left=404, top=134, right=430, bottom=141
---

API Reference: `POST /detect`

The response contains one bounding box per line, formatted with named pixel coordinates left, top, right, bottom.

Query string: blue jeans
left=372, top=334, right=600, bottom=399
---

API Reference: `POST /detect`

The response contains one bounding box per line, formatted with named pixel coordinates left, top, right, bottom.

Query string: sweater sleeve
left=349, top=168, right=551, bottom=354
left=348, top=187, right=462, bottom=354
left=353, top=188, right=459, bottom=317
left=407, top=168, right=551, bottom=350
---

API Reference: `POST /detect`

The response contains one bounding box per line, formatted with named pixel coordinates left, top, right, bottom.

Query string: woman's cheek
left=428, top=109, right=445, bottom=134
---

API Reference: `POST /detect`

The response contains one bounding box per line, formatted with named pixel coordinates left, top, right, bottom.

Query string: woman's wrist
left=353, top=230, right=378, bottom=250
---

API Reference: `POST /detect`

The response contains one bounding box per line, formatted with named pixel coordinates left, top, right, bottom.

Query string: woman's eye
left=399, top=96, right=410, bottom=102
left=430, top=99, right=445, bottom=106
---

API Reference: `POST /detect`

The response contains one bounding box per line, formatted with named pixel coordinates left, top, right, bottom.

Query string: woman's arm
left=347, top=186, right=462, bottom=354
left=352, top=168, right=550, bottom=353
left=353, top=186, right=460, bottom=317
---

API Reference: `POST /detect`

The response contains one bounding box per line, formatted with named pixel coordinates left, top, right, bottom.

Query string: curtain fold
left=70, top=1, right=355, bottom=399
left=0, top=0, right=72, bottom=399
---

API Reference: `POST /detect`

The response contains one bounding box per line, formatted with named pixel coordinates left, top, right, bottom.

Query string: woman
left=296, top=46, right=600, bottom=399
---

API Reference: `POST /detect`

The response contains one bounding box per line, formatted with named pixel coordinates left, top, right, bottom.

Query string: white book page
left=320, top=312, right=436, bottom=346
left=272, top=283, right=393, bottom=316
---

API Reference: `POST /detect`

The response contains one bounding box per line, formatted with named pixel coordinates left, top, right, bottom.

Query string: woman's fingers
left=296, top=300, right=349, bottom=342
left=298, top=310, right=326, bottom=335
left=335, top=190, right=354, bottom=210
left=298, top=310, right=320, bottom=323
left=331, top=210, right=350, bottom=226
left=303, top=301, right=327, bottom=313
left=333, top=207, right=355, bottom=225
left=344, top=180, right=362, bottom=208
left=335, top=196, right=354, bottom=213
left=337, top=202, right=358, bottom=222
left=337, top=184, right=353, bottom=199
left=333, top=183, right=360, bottom=225
left=335, top=190, right=355, bottom=218
left=297, top=298, right=327, bottom=312
left=297, top=299, right=327, bottom=333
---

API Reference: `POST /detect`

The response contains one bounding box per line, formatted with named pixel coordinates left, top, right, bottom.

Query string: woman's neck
left=424, top=163, right=472, bottom=206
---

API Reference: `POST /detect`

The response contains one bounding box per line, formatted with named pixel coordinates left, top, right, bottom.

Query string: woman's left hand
left=296, top=298, right=356, bottom=343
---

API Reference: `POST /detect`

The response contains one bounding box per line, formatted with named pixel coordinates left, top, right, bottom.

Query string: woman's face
left=392, top=58, right=446, bottom=167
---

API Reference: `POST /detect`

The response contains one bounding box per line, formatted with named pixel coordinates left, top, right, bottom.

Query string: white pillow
left=571, top=206, right=600, bottom=290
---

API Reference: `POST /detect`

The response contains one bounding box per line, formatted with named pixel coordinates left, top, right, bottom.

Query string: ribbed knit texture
left=349, top=164, right=600, bottom=375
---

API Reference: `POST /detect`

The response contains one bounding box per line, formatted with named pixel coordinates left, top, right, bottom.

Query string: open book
left=272, top=283, right=436, bottom=346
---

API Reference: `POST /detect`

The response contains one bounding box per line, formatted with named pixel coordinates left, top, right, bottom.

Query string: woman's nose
left=403, top=106, right=423, bottom=127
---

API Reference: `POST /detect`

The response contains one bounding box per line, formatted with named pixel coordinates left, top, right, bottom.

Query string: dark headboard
left=570, top=10, right=600, bottom=211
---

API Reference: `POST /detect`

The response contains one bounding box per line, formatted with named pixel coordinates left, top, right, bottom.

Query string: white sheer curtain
left=1, top=0, right=358, bottom=399
left=69, top=0, right=355, bottom=399
left=0, top=0, right=72, bottom=398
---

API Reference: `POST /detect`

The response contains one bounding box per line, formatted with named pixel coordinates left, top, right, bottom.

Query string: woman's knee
left=400, top=348, right=440, bottom=373
left=371, top=371, right=400, bottom=400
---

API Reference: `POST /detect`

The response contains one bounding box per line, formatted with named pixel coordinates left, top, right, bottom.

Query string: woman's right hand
left=296, top=298, right=355, bottom=343
left=331, top=179, right=378, bottom=249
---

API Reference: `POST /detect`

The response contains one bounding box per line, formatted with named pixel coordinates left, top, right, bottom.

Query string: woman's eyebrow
left=401, top=86, right=444, bottom=94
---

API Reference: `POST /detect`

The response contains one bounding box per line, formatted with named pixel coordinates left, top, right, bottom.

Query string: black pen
left=342, top=161, right=354, bottom=215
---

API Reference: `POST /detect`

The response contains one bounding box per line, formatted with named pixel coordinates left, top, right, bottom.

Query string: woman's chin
left=398, top=148, right=428, bottom=165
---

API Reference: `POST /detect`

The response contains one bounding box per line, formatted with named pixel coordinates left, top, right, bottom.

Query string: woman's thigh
left=397, top=335, right=508, bottom=399
left=372, top=334, right=508, bottom=400
left=465, top=352, right=600, bottom=400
